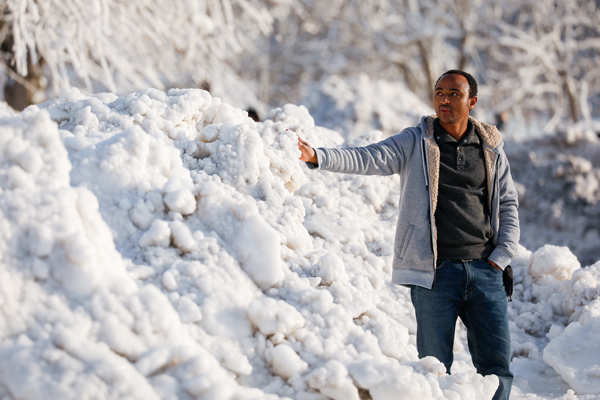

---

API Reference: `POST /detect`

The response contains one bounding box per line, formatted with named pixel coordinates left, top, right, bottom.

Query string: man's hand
left=487, top=259, right=503, bottom=272
left=298, top=137, right=317, bottom=164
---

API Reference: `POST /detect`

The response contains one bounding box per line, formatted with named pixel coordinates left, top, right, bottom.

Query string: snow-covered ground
left=0, top=86, right=599, bottom=399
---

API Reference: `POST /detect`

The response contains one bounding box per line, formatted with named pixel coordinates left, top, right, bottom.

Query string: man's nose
left=440, top=95, right=451, bottom=104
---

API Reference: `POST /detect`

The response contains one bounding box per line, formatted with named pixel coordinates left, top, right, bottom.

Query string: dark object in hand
left=503, top=265, right=513, bottom=301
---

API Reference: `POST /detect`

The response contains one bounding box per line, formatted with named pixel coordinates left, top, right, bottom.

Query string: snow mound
left=0, top=108, right=134, bottom=299
left=539, top=257, right=600, bottom=395
left=0, top=101, right=276, bottom=399
left=509, top=245, right=600, bottom=395
left=529, top=244, right=581, bottom=281
left=1, top=87, right=599, bottom=398
left=543, top=301, right=600, bottom=394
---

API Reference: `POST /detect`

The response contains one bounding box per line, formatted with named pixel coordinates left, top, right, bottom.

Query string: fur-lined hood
left=421, top=115, right=503, bottom=149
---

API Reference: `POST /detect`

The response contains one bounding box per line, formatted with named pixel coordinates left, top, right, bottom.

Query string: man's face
left=433, top=74, right=477, bottom=125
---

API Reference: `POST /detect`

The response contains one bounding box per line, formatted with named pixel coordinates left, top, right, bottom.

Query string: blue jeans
left=410, top=259, right=512, bottom=400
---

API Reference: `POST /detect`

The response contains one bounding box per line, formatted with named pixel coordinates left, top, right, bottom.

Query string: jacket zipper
left=490, top=151, right=500, bottom=241
left=421, top=138, right=437, bottom=274
left=421, top=139, right=430, bottom=189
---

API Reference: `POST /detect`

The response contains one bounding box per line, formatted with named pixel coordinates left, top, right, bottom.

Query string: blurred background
left=1, top=0, right=598, bottom=263
left=1, top=0, right=598, bottom=133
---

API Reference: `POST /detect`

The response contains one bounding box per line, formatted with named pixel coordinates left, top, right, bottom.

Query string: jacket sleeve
left=312, top=133, right=409, bottom=176
left=489, top=147, right=520, bottom=269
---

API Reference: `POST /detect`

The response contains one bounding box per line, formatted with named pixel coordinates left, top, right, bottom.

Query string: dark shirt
left=434, top=119, right=494, bottom=260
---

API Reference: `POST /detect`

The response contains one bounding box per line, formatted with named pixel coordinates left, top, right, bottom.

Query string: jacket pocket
left=397, top=224, right=416, bottom=261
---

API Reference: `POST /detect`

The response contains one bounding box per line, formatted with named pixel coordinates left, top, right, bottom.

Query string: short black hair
left=434, top=70, right=478, bottom=98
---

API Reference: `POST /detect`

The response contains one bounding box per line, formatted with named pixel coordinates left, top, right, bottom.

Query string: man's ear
left=469, top=96, right=478, bottom=110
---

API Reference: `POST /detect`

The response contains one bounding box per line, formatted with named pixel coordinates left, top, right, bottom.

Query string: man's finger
left=298, top=141, right=310, bottom=149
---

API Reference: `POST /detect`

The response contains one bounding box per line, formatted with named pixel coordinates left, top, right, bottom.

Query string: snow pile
left=0, top=88, right=501, bottom=399
left=544, top=304, right=600, bottom=395
left=529, top=245, right=581, bottom=281
left=0, top=87, right=598, bottom=399
left=0, top=103, right=273, bottom=399
left=506, top=244, right=600, bottom=395
left=511, top=246, right=598, bottom=337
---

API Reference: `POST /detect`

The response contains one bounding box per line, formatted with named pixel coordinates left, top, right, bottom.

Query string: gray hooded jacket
left=313, top=116, right=520, bottom=289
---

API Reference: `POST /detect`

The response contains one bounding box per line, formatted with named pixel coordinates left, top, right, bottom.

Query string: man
left=298, top=70, right=519, bottom=400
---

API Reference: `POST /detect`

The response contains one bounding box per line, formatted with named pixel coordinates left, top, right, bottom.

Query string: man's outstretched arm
left=296, top=133, right=409, bottom=176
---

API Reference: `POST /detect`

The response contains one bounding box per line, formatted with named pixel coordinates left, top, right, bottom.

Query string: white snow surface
left=529, top=245, right=581, bottom=281
left=0, top=87, right=598, bottom=399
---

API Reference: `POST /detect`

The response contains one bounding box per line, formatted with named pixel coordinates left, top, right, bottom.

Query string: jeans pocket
left=478, top=260, right=505, bottom=293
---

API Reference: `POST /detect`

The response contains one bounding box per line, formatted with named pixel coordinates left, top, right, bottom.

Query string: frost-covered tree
left=2, top=0, right=598, bottom=134
left=372, top=0, right=489, bottom=103
left=252, top=0, right=599, bottom=131
left=479, top=0, right=600, bottom=132
left=246, top=0, right=493, bottom=107
left=0, top=0, right=286, bottom=110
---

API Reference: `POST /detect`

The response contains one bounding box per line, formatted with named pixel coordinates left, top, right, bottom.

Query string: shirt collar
left=434, top=118, right=479, bottom=145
